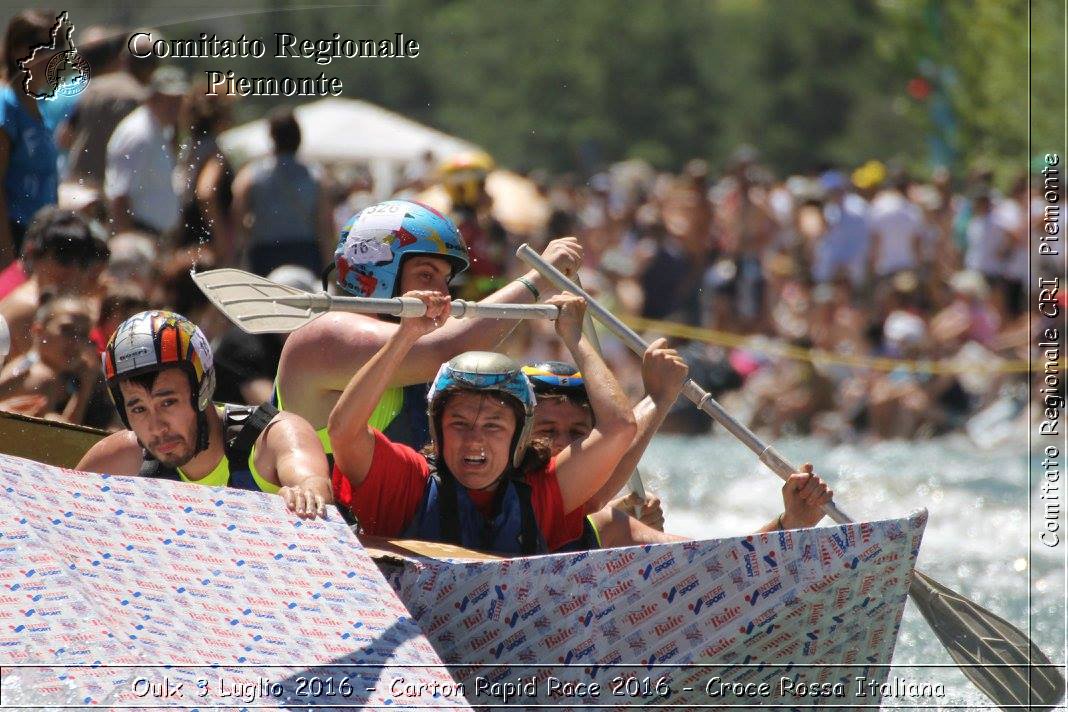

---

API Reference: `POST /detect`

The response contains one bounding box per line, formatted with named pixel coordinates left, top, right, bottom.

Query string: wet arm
left=75, top=431, right=144, bottom=476
left=584, top=395, right=664, bottom=512
left=263, top=413, right=332, bottom=503
left=327, top=325, right=420, bottom=487
left=555, top=336, right=637, bottom=514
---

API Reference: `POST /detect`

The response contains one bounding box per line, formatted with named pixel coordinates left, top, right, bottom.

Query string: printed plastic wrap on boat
left=388, top=510, right=927, bottom=710
left=0, top=453, right=470, bottom=709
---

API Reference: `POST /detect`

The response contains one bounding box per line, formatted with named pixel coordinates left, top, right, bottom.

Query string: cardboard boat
left=0, top=410, right=926, bottom=709
left=0, top=451, right=470, bottom=709
left=382, top=512, right=926, bottom=709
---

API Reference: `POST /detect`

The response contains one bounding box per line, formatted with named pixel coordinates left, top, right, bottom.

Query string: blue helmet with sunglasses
left=427, top=351, right=536, bottom=469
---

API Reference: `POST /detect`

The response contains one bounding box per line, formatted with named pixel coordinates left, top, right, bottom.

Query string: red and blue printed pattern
left=388, top=510, right=927, bottom=710
left=0, top=453, right=468, bottom=710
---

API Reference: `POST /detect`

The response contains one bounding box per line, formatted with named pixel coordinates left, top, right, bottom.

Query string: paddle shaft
left=575, top=277, right=647, bottom=512
left=517, top=242, right=1067, bottom=710
left=517, top=244, right=851, bottom=523
left=220, top=292, right=559, bottom=321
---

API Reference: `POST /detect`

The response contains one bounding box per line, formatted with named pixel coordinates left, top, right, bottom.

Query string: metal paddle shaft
left=191, top=268, right=558, bottom=334
left=516, top=243, right=1066, bottom=711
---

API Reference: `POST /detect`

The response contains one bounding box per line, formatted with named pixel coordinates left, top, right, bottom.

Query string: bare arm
left=327, top=291, right=450, bottom=488
left=55, top=118, right=74, bottom=151
left=589, top=505, right=687, bottom=548
left=258, top=411, right=332, bottom=518
left=754, top=464, right=833, bottom=532
left=76, top=430, right=145, bottom=475
left=229, top=167, right=251, bottom=264
left=584, top=396, right=660, bottom=511
left=278, top=237, right=584, bottom=423
left=584, top=339, right=688, bottom=511
left=60, top=374, right=95, bottom=425
left=552, top=296, right=637, bottom=514
left=60, top=345, right=100, bottom=425
left=196, top=157, right=232, bottom=264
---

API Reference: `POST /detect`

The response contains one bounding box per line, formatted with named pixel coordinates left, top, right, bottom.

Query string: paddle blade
left=191, top=268, right=325, bottom=334
left=909, top=569, right=1066, bottom=711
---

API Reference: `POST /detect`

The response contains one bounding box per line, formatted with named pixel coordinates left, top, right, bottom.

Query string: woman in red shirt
left=328, top=291, right=636, bottom=555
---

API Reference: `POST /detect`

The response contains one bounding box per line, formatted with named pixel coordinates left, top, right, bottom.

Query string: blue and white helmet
left=335, top=199, right=469, bottom=298
left=427, top=351, right=537, bottom=469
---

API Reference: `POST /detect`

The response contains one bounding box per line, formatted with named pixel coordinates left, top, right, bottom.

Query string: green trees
left=36, top=0, right=1047, bottom=180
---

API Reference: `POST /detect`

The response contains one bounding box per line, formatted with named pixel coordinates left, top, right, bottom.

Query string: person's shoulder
left=285, top=311, right=389, bottom=355
left=109, top=106, right=148, bottom=141
left=0, top=280, right=37, bottom=317
left=245, top=155, right=274, bottom=176
left=76, top=430, right=143, bottom=475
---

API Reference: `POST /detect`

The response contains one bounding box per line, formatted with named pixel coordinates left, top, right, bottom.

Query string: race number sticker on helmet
left=352, top=202, right=408, bottom=233
left=343, top=238, right=394, bottom=266
left=335, top=200, right=470, bottom=299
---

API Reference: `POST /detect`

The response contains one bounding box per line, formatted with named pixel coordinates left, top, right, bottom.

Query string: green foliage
left=7, top=0, right=1037, bottom=179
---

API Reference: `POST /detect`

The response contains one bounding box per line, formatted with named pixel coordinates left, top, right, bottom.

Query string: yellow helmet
left=439, top=150, right=495, bottom=208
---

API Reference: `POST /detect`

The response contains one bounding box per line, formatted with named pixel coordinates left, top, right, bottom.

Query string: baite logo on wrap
left=18, top=12, right=91, bottom=100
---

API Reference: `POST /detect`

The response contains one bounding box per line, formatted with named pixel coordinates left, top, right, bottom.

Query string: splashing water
left=643, top=433, right=1064, bottom=709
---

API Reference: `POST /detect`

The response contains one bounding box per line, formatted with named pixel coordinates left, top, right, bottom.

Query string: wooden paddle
left=517, top=242, right=1066, bottom=712
left=191, top=268, right=559, bottom=335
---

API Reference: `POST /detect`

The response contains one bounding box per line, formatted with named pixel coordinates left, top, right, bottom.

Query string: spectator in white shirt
left=104, top=66, right=186, bottom=236
left=964, top=192, right=1007, bottom=282
left=992, top=177, right=1028, bottom=318
left=868, top=174, right=924, bottom=280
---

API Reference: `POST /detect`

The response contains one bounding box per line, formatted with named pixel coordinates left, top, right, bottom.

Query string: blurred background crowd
left=0, top=5, right=1059, bottom=446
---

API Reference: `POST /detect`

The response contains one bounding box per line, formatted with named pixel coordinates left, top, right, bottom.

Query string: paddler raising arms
left=274, top=199, right=582, bottom=461
left=525, top=353, right=836, bottom=548
left=76, top=310, right=331, bottom=518
left=327, top=291, right=637, bottom=555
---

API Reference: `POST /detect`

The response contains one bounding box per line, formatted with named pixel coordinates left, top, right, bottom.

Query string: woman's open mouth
left=462, top=453, right=488, bottom=468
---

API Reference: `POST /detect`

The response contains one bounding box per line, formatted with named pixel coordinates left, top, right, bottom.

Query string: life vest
left=552, top=515, right=602, bottom=553
left=378, top=383, right=431, bottom=451
left=137, top=402, right=279, bottom=493
left=401, top=460, right=546, bottom=556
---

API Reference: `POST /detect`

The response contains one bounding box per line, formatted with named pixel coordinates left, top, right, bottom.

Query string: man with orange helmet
left=77, top=310, right=331, bottom=519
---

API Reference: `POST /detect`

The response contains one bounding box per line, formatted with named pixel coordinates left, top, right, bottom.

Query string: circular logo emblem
left=45, top=50, right=90, bottom=97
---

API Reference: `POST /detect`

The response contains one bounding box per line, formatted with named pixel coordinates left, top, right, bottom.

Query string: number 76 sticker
left=343, top=238, right=394, bottom=266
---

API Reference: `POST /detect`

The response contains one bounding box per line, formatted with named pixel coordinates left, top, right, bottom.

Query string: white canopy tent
left=219, top=98, right=481, bottom=197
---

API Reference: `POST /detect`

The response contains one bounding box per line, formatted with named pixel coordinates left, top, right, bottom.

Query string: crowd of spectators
left=0, top=11, right=1051, bottom=445
left=483, top=152, right=1045, bottom=442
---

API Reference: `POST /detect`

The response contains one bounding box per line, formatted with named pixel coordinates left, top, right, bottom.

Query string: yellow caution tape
left=620, top=315, right=1056, bottom=376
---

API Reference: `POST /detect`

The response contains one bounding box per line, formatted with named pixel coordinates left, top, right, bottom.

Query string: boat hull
left=385, top=512, right=927, bottom=710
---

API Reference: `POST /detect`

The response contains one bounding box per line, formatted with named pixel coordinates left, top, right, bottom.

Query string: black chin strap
left=193, top=409, right=211, bottom=455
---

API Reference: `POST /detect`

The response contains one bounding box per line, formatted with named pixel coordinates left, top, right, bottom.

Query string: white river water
left=642, top=431, right=1066, bottom=709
